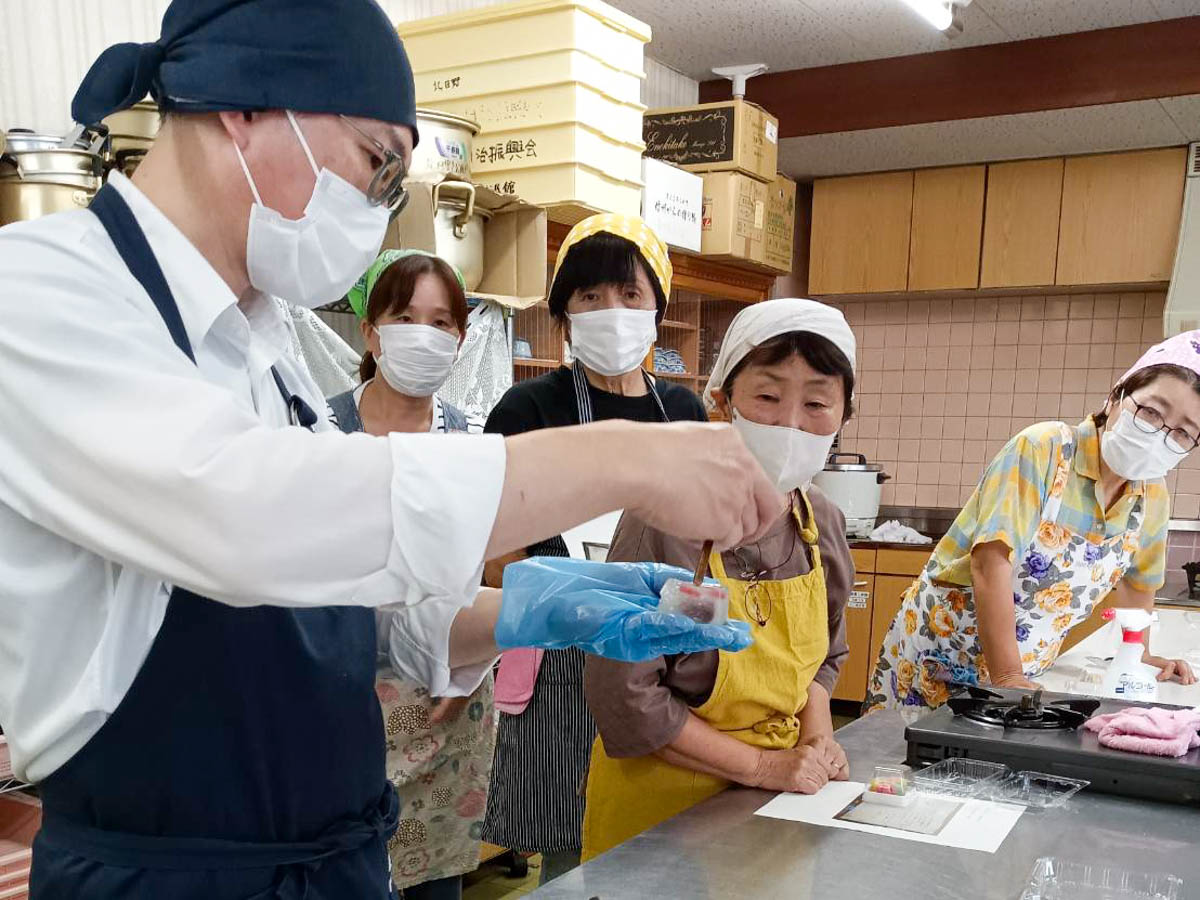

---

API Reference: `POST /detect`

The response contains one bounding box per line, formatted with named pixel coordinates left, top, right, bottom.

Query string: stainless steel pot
left=811, top=452, right=891, bottom=538
left=432, top=181, right=490, bottom=292
left=102, top=99, right=159, bottom=154
left=2, top=125, right=107, bottom=181
left=0, top=125, right=107, bottom=225
left=412, top=109, right=478, bottom=181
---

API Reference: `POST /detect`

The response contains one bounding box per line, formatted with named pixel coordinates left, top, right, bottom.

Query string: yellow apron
left=581, top=494, right=831, bottom=862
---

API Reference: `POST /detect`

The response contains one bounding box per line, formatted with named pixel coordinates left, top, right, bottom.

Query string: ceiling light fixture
left=897, top=0, right=965, bottom=35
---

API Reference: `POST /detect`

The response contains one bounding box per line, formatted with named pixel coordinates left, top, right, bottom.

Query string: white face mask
left=233, top=111, right=390, bottom=309
left=1101, top=407, right=1188, bottom=481
left=731, top=410, right=836, bottom=493
left=374, top=324, right=460, bottom=398
left=567, top=308, right=657, bottom=377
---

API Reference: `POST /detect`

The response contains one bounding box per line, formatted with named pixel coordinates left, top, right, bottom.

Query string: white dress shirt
left=0, top=173, right=506, bottom=782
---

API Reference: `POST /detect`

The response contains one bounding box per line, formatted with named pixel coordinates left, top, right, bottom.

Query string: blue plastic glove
left=495, top=556, right=753, bottom=662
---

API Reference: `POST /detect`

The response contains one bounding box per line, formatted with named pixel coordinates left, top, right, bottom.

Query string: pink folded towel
left=493, top=648, right=545, bottom=716
left=1084, top=707, right=1200, bottom=757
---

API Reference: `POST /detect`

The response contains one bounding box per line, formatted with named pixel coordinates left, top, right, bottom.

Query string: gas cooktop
left=906, top=686, right=1200, bottom=805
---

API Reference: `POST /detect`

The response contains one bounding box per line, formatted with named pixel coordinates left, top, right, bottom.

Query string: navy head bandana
left=72, top=0, right=418, bottom=143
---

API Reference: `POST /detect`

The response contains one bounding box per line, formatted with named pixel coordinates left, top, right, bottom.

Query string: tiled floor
left=463, top=855, right=542, bottom=900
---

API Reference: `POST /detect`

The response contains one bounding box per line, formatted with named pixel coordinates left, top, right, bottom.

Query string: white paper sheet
left=754, top=782, right=1024, bottom=854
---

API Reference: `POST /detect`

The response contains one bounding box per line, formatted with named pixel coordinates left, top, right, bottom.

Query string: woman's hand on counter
left=750, top=745, right=836, bottom=795
left=799, top=733, right=849, bottom=781
left=1145, top=655, right=1198, bottom=685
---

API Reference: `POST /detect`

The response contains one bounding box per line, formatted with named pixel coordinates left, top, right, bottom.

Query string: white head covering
left=703, top=298, right=856, bottom=412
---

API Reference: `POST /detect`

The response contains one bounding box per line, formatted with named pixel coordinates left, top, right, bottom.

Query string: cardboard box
left=641, top=157, right=703, bottom=253
left=385, top=177, right=547, bottom=309
left=764, top=174, right=798, bottom=273
left=700, top=172, right=768, bottom=265
left=643, top=100, right=779, bottom=183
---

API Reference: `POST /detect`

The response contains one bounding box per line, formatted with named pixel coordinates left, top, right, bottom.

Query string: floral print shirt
left=926, top=417, right=1168, bottom=593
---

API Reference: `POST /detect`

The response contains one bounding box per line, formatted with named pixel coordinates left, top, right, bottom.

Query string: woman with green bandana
left=330, top=249, right=491, bottom=900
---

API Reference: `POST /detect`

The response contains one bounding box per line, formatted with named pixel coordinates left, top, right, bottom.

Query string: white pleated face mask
left=567, top=307, right=657, bottom=377
left=233, top=111, right=390, bottom=309
left=1101, top=408, right=1189, bottom=481
left=731, top=411, right=836, bottom=493
left=374, top=324, right=460, bottom=398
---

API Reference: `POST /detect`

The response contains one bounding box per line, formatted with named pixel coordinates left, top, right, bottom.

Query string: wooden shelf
left=513, top=357, right=559, bottom=369
left=659, top=319, right=698, bottom=332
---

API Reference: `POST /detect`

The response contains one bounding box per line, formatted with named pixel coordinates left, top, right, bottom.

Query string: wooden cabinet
left=832, top=547, right=930, bottom=704
left=809, top=171, right=913, bottom=294
left=908, top=165, right=985, bottom=291
left=980, top=158, right=1065, bottom=288
left=1056, top=147, right=1186, bottom=285
left=868, top=575, right=914, bottom=686
left=832, top=574, right=874, bottom=702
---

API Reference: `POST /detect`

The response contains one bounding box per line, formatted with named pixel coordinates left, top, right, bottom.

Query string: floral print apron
left=865, top=425, right=1144, bottom=712
left=376, top=668, right=496, bottom=890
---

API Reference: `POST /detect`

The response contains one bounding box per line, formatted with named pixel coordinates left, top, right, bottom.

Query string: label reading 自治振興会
left=849, top=591, right=869, bottom=610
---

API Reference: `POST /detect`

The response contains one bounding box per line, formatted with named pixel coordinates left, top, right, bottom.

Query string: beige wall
left=830, top=289, right=1200, bottom=518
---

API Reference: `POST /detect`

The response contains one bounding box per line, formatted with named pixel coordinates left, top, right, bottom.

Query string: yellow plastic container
left=471, top=122, right=644, bottom=183
left=412, top=49, right=644, bottom=108
left=431, top=82, right=645, bottom=143
left=476, top=163, right=643, bottom=223
left=397, top=0, right=651, bottom=80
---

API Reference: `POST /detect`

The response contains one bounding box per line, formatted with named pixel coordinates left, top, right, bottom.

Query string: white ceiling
left=778, top=94, right=1200, bottom=178
left=611, top=0, right=1200, bottom=82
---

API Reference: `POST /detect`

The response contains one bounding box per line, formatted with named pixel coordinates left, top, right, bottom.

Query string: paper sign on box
left=641, top=158, right=702, bottom=253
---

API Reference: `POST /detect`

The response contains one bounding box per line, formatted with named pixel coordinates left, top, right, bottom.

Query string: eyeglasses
left=339, top=115, right=409, bottom=214
left=1128, top=399, right=1200, bottom=454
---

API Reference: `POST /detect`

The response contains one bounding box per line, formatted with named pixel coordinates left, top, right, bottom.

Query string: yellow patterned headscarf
left=552, top=214, right=673, bottom=300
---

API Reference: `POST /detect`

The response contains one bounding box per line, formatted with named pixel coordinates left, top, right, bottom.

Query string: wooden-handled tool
left=693, top=540, right=713, bottom=585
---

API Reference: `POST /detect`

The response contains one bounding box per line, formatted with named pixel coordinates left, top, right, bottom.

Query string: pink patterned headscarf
left=1120, top=329, right=1200, bottom=386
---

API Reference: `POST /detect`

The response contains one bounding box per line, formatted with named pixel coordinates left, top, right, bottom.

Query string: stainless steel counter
left=531, top=711, right=1200, bottom=899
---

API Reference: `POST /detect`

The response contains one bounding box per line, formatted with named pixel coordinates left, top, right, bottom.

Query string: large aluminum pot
left=103, top=99, right=159, bottom=155
left=811, top=452, right=890, bottom=538
left=412, top=109, right=478, bottom=181
left=0, top=125, right=106, bottom=225
left=0, top=179, right=96, bottom=224
left=431, top=181, right=490, bottom=292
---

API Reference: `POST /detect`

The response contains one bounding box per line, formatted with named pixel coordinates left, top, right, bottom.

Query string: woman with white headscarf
left=580, top=298, right=858, bottom=862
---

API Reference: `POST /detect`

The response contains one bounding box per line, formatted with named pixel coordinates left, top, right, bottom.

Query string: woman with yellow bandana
left=865, top=333, right=1200, bottom=712
left=480, top=215, right=706, bottom=885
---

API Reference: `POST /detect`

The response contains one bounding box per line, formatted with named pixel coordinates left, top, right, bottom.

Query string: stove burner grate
left=947, top=687, right=1100, bottom=731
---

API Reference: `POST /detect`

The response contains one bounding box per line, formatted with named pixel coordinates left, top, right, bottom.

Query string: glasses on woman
left=339, top=116, right=409, bottom=214
left=1129, top=400, right=1200, bottom=454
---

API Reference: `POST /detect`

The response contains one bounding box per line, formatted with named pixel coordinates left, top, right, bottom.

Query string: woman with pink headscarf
left=865, top=331, right=1200, bottom=712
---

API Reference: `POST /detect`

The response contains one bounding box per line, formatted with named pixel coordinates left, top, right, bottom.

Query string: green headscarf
left=346, top=249, right=468, bottom=320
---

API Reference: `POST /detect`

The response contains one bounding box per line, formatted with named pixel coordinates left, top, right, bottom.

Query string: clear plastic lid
left=1021, top=857, right=1183, bottom=900
left=987, top=771, right=1089, bottom=810
left=911, top=757, right=1010, bottom=797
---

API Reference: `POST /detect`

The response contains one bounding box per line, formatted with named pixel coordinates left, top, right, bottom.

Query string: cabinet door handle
left=854, top=581, right=870, bottom=588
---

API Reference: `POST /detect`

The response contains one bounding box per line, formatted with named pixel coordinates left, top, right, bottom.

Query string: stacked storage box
left=398, top=0, right=651, bottom=225
left=643, top=100, right=796, bottom=273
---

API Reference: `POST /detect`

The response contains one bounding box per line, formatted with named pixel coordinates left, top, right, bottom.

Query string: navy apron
left=30, top=183, right=398, bottom=900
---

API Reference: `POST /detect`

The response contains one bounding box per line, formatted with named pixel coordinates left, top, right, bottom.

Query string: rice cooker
left=812, top=453, right=889, bottom=538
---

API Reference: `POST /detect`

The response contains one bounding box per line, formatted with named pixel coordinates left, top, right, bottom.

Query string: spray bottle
left=1098, top=608, right=1159, bottom=702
